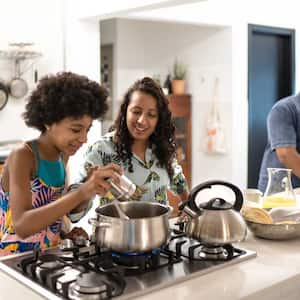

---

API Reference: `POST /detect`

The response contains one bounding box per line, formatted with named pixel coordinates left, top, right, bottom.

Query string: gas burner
left=197, top=244, right=234, bottom=260
left=19, top=253, right=65, bottom=280
left=35, top=256, right=66, bottom=283
left=111, top=250, right=161, bottom=275
left=35, top=259, right=64, bottom=276
left=166, top=227, right=238, bottom=261
left=38, top=258, right=64, bottom=269
left=69, top=271, right=112, bottom=299
left=68, top=271, right=125, bottom=300
left=110, top=249, right=180, bottom=276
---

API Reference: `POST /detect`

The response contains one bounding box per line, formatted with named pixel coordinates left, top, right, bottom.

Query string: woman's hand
left=78, top=163, right=123, bottom=201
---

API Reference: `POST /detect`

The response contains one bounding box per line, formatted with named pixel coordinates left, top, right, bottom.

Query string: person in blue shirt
left=258, top=93, right=300, bottom=193
left=78, top=77, right=189, bottom=207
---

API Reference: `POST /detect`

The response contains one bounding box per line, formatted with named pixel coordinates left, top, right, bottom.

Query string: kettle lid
left=200, top=197, right=233, bottom=210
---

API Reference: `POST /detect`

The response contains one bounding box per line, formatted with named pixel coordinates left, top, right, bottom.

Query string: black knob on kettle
left=200, top=197, right=233, bottom=210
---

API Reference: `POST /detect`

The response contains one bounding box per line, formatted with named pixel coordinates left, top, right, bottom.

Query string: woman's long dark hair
left=110, top=77, right=176, bottom=179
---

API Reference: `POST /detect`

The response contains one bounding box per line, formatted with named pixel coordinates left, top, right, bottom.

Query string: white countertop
left=0, top=231, right=300, bottom=300
left=136, top=232, right=300, bottom=300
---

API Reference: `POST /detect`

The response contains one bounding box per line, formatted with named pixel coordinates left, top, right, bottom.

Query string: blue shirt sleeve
left=267, top=104, right=297, bottom=150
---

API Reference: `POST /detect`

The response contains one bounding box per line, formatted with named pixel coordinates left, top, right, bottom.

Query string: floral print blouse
left=77, top=132, right=188, bottom=206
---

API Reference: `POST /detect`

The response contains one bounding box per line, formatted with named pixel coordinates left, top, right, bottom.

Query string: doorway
left=248, top=24, right=295, bottom=188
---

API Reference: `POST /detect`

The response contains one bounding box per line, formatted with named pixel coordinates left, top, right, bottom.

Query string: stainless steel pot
left=89, top=201, right=172, bottom=253
left=179, top=180, right=247, bottom=245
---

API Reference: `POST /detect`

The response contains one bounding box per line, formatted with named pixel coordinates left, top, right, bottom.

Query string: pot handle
left=88, top=218, right=111, bottom=228
left=179, top=180, right=244, bottom=214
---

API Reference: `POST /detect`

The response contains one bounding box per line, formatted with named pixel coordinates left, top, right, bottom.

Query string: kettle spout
left=178, top=199, right=200, bottom=218
left=183, top=205, right=199, bottom=218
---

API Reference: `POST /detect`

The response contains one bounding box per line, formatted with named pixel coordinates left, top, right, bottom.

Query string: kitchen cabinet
left=167, top=94, right=191, bottom=216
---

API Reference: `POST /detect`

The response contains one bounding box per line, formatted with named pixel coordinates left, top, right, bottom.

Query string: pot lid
left=200, top=197, right=233, bottom=210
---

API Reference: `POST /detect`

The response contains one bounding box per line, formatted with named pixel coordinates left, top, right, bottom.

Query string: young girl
left=78, top=77, right=189, bottom=207
left=0, top=72, right=121, bottom=255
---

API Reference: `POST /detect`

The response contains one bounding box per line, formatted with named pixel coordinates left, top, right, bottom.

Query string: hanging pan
left=0, top=81, right=9, bottom=111
left=9, top=59, right=28, bottom=99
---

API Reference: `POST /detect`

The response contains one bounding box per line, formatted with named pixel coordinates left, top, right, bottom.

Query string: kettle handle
left=179, top=180, right=243, bottom=214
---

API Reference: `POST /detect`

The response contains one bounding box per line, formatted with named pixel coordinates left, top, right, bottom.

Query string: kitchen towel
left=203, top=77, right=227, bottom=155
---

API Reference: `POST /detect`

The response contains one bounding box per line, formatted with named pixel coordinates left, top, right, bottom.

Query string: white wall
left=0, top=0, right=103, bottom=178
left=0, top=0, right=110, bottom=142
left=102, top=18, right=232, bottom=187
left=71, top=0, right=203, bottom=20
left=130, top=0, right=300, bottom=189
left=2, top=0, right=300, bottom=191
left=0, top=0, right=65, bottom=141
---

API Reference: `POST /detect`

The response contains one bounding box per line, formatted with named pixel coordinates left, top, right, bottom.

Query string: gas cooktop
left=0, top=227, right=256, bottom=300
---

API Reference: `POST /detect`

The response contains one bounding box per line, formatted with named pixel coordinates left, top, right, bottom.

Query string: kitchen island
left=0, top=230, right=300, bottom=300
left=138, top=234, right=300, bottom=300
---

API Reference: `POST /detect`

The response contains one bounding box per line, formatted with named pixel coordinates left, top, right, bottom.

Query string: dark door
left=248, top=24, right=295, bottom=188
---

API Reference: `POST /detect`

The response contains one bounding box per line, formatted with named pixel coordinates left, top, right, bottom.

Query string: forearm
left=12, top=163, right=122, bottom=238
left=67, top=183, right=90, bottom=213
left=14, top=190, right=85, bottom=238
left=276, top=147, right=300, bottom=178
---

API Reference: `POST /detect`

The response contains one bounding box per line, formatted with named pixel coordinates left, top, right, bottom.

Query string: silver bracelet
left=67, top=183, right=81, bottom=193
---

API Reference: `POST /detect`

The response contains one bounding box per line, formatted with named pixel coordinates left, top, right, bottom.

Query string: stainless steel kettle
left=179, top=180, right=247, bottom=245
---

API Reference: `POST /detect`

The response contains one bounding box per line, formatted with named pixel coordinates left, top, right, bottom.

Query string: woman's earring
left=45, top=125, right=50, bottom=130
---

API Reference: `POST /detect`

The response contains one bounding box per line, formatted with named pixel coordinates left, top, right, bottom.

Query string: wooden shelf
left=167, top=94, right=191, bottom=217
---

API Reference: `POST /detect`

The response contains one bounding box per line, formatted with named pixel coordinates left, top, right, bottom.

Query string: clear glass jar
left=109, top=174, right=136, bottom=201
left=262, top=168, right=297, bottom=208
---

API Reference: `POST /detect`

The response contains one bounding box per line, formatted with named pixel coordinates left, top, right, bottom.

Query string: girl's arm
left=9, top=146, right=121, bottom=239
left=64, top=157, right=89, bottom=215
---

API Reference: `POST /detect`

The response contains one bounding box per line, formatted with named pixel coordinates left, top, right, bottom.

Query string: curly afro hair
left=23, top=72, right=108, bottom=132
left=111, top=77, right=176, bottom=179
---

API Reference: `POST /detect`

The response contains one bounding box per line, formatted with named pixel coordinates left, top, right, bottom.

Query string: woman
left=0, top=72, right=122, bottom=255
left=79, top=77, right=189, bottom=207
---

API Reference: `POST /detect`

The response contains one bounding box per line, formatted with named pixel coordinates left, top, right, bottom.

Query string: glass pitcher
left=262, top=168, right=297, bottom=208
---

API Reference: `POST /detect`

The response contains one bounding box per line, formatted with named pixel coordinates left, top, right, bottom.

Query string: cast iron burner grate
left=110, top=248, right=181, bottom=276
left=11, top=225, right=254, bottom=300
left=18, top=246, right=126, bottom=299
left=166, top=224, right=246, bottom=261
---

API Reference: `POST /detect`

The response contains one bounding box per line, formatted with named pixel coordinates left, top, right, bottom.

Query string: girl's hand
left=78, top=163, right=123, bottom=201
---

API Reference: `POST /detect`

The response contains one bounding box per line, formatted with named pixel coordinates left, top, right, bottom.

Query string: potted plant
left=171, top=59, right=187, bottom=95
